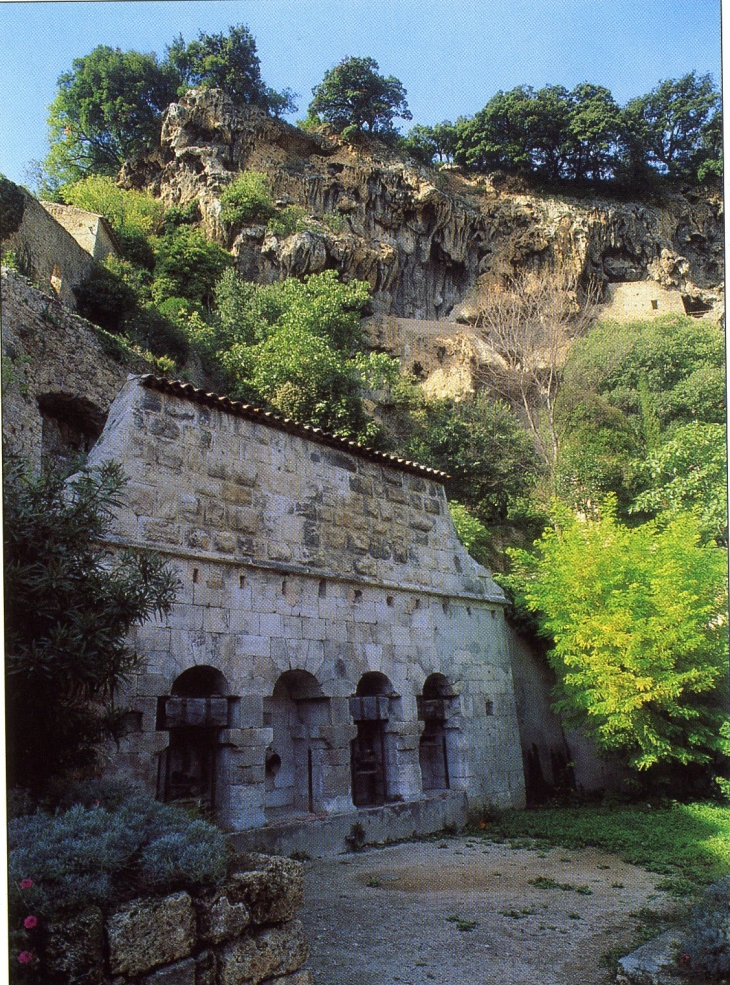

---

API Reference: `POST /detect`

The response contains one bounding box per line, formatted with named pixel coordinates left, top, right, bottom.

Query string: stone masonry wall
left=40, top=853, right=312, bottom=985
left=85, top=375, right=525, bottom=833
left=1, top=268, right=150, bottom=471
left=1, top=189, right=97, bottom=307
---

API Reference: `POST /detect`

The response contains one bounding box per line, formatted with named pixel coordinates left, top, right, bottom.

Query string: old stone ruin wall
left=37, top=853, right=312, bottom=985
left=84, top=374, right=525, bottom=854
left=1, top=267, right=149, bottom=472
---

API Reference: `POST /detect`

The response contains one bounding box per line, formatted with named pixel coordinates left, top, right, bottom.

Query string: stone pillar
left=219, top=727, right=271, bottom=830
left=314, top=723, right=358, bottom=813
left=385, top=720, right=423, bottom=801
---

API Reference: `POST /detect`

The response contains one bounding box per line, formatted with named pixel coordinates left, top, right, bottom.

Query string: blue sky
left=0, top=0, right=722, bottom=187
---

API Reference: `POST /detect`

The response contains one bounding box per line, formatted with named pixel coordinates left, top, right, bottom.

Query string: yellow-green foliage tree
left=509, top=498, right=729, bottom=777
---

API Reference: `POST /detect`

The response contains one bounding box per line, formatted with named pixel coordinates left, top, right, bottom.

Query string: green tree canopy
left=165, top=24, right=296, bottom=114
left=308, top=56, right=412, bottom=137
left=403, top=394, right=540, bottom=527
left=623, top=71, right=722, bottom=181
left=44, top=45, right=179, bottom=187
left=509, top=499, right=729, bottom=777
left=210, top=268, right=376, bottom=439
left=401, top=121, right=458, bottom=165
left=630, top=422, right=728, bottom=545
left=4, top=458, right=177, bottom=793
left=555, top=314, right=726, bottom=511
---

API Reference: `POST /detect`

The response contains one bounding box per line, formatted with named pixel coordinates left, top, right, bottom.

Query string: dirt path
left=300, top=836, right=677, bottom=985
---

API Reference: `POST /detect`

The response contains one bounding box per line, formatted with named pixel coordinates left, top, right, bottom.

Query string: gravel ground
left=300, top=836, right=677, bottom=985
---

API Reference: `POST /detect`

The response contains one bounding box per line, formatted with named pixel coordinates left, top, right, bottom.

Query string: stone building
left=86, top=374, right=526, bottom=853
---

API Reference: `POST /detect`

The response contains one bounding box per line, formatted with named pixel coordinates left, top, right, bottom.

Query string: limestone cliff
left=121, top=89, right=723, bottom=327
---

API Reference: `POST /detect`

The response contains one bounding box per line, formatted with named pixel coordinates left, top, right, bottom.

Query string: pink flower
left=17, top=951, right=34, bottom=964
left=19, top=878, right=33, bottom=890
left=23, top=915, right=38, bottom=930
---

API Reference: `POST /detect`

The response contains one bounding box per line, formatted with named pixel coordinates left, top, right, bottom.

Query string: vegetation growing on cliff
left=40, top=26, right=720, bottom=193
left=20, top=24, right=726, bottom=793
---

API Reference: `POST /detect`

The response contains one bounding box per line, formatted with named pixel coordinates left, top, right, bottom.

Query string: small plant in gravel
left=446, top=915, right=478, bottom=932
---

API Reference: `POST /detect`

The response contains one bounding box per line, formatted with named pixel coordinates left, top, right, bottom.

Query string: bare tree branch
left=472, top=267, right=599, bottom=471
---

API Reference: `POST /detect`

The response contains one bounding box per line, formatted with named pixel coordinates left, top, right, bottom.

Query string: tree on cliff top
left=44, top=46, right=179, bottom=187
left=165, top=24, right=297, bottom=115
left=43, top=27, right=295, bottom=190
left=308, top=56, right=412, bottom=138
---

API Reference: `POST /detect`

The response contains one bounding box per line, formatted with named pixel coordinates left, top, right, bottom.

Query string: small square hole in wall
left=192, top=568, right=199, bottom=584
left=651, top=299, right=659, bottom=310
left=491, top=609, right=497, bottom=619
left=319, top=579, right=327, bottom=598
left=466, top=606, right=471, bottom=617
left=414, top=598, right=421, bottom=609
left=485, top=699, right=494, bottom=716
left=352, top=589, right=363, bottom=603
left=386, top=596, right=395, bottom=607
left=239, top=574, right=246, bottom=589
left=282, top=579, right=288, bottom=595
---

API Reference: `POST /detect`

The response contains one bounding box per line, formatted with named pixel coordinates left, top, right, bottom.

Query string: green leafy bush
left=219, top=171, right=276, bottom=227
left=152, top=226, right=233, bottom=306
left=509, top=498, right=729, bottom=777
left=4, top=458, right=177, bottom=792
left=61, top=175, right=166, bottom=240
left=448, top=502, right=492, bottom=566
left=267, top=204, right=308, bottom=237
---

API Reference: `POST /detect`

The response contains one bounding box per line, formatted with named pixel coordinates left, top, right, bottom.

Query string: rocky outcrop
left=121, top=89, right=724, bottom=322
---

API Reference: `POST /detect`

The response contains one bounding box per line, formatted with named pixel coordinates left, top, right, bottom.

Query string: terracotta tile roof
left=140, top=375, right=451, bottom=481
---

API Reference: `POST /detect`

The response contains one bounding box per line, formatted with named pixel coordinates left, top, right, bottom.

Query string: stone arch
left=264, top=670, right=331, bottom=816
left=418, top=673, right=461, bottom=793
left=158, top=665, right=234, bottom=809
left=171, top=665, right=230, bottom=696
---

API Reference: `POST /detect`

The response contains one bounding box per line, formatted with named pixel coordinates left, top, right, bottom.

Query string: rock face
left=122, top=89, right=724, bottom=322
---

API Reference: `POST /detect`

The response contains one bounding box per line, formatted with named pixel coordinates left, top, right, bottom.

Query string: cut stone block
left=106, top=892, right=195, bottom=977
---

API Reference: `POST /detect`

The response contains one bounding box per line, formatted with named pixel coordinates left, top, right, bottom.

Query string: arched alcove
left=171, top=665, right=229, bottom=697
left=264, top=670, right=330, bottom=816
left=350, top=673, right=397, bottom=807
left=419, top=673, right=458, bottom=792
left=158, top=666, right=232, bottom=808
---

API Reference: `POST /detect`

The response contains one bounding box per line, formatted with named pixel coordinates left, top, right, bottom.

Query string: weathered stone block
left=141, top=957, right=196, bottom=985
left=196, top=949, right=217, bottom=985
left=218, top=921, right=308, bottom=985
left=226, top=856, right=304, bottom=924
left=140, top=518, right=182, bottom=546
left=43, top=906, right=105, bottom=984
left=195, top=890, right=251, bottom=944
left=106, top=892, right=195, bottom=977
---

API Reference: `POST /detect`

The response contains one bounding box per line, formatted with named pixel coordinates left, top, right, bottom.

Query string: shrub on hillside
left=219, top=171, right=276, bottom=227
